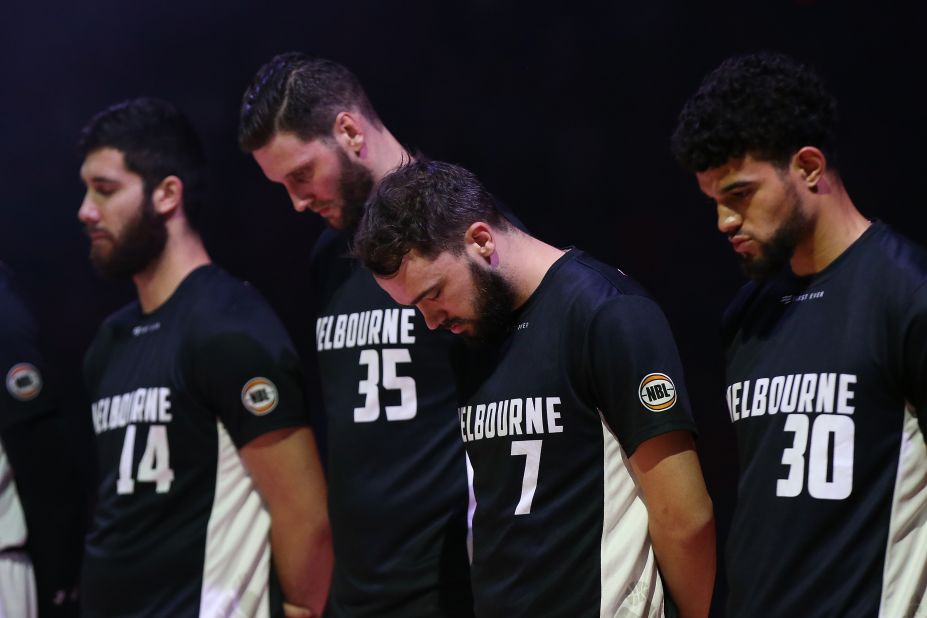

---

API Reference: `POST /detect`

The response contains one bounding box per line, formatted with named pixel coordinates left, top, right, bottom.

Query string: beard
left=741, top=182, right=812, bottom=280
left=89, top=194, right=168, bottom=280
left=462, top=260, right=518, bottom=344
left=335, top=146, right=375, bottom=231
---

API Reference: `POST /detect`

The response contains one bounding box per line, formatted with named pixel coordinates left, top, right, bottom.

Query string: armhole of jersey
left=878, top=403, right=927, bottom=617
left=597, top=409, right=666, bottom=617
left=199, top=420, right=272, bottom=618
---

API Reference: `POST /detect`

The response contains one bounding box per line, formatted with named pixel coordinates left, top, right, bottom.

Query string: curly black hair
left=238, top=52, right=381, bottom=152
left=354, top=160, right=510, bottom=277
left=671, top=52, right=838, bottom=172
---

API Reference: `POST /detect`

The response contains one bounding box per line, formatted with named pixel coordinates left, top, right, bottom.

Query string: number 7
left=511, top=440, right=542, bottom=515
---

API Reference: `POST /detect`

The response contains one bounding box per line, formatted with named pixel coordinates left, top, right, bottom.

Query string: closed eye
left=91, top=182, right=118, bottom=197
left=287, top=164, right=314, bottom=184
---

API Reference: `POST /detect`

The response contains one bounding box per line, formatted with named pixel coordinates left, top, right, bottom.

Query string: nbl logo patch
left=6, top=363, right=42, bottom=402
left=241, top=377, right=279, bottom=415
left=638, top=373, right=677, bottom=412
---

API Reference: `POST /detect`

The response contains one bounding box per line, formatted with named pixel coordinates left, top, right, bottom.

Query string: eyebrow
left=409, top=282, right=439, bottom=306
left=719, top=179, right=754, bottom=194
left=83, top=175, right=119, bottom=185
left=284, top=163, right=312, bottom=181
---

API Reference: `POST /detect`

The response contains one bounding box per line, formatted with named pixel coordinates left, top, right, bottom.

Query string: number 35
left=354, top=348, right=418, bottom=422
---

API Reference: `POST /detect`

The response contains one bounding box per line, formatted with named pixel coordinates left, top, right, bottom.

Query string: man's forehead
left=80, top=147, right=131, bottom=180
left=257, top=132, right=331, bottom=173
left=376, top=250, right=447, bottom=305
left=696, top=155, right=771, bottom=194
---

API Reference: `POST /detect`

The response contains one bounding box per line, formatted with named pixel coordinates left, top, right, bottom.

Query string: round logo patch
left=6, top=363, right=42, bottom=402
left=241, top=377, right=279, bottom=415
left=638, top=373, right=677, bottom=412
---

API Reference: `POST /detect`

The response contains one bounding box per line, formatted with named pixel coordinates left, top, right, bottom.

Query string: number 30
left=777, top=414, right=854, bottom=500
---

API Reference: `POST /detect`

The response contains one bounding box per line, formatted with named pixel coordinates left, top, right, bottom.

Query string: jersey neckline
left=136, top=263, right=216, bottom=320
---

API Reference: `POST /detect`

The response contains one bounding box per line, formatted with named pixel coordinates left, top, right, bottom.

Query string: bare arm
left=240, top=426, right=333, bottom=616
left=629, top=430, right=716, bottom=618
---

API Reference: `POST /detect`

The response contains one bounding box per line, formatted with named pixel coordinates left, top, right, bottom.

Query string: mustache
left=85, top=225, right=113, bottom=238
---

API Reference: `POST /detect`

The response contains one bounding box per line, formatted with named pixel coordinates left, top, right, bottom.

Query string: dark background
left=3, top=1, right=925, bottom=614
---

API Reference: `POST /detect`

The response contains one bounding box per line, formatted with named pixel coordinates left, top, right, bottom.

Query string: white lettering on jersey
left=726, top=373, right=858, bottom=501
left=316, top=308, right=417, bottom=351
left=91, top=387, right=173, bottom=434
left=458, top=397, right=564, bottom=443
left=725, top=373, right=857, bottom=423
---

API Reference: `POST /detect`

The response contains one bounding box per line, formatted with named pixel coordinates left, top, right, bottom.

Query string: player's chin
left=324, top=213, right=347, bottom=230
left=89, top=246, right=112, bottom=264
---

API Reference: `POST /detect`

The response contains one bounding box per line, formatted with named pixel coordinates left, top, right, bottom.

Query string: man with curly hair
left=672, top=52, right=927, bottom=617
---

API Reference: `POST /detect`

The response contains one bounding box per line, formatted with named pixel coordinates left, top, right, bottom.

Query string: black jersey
left=1, top=266, right=83, bottom=614
left=81, top=265, right=309, bottom=618
left=1, top=268, right=52, bottom=551
left=459, top=250, right=696, bottom=617
left=722, top=222, right=927, bottom=618
left=309, top=230, right=472, bottom=617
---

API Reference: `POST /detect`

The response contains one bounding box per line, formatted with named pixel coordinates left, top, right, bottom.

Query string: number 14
left=117, top=424, right=174, bottom=494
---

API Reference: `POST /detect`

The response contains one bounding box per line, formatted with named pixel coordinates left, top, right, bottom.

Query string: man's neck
left=500, top=232, right=567, bottom=309
left=367, top=127, right=411, bottom=183
left=791, top=180, right=870, bottom=276
left=133, top=232, right=210, bottom=314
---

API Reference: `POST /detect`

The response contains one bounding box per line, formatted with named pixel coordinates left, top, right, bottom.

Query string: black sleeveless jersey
left=310, top=230, right=472, bottom=617
left=459, top=249, right=696, bottom=617
left=722, top=222, right=927, bottom=617
left=81, top=265, right=310, bottom=618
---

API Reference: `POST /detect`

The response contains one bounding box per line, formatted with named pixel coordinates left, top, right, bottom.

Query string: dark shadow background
left=3, top=1, right=924, bottom=614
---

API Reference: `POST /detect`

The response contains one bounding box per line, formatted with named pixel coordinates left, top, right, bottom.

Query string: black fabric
left=311, top=229, right=473, bottom=618
left=80, top=265, right=308, bottom=617
left=0, top=266, right=84, bottom=617
left=461, top=249, right=695, bottom=617
left=722, top=222, right=927, bottom=617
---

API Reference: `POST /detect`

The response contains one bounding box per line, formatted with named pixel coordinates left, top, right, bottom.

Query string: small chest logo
left=638, top=373, right=677, bottom=412
left=132, top=322, right=161, bottom=337
left=241, top=377, right=279, bottom=415
left=6, top=363, right=42, bottom=402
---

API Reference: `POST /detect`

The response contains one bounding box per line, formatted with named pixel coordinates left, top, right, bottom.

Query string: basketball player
left=78, top=98, right=332, bottom=617
left=239, top=55, right=474, bottom=617
left=1, top=265, right=83, bottom=618
left=354, top=160, right=716, bottom=618
left=672, top=52, right=927, bottom=617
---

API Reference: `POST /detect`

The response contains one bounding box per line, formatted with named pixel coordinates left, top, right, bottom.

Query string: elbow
left=313, top=518, right=334, bottom=560
left=650, top=496, right=715, bottom=544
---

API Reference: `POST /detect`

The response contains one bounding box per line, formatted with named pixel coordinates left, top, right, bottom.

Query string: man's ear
left=333, top=111, right=365, bottom=155
left=793, top=146, right=827, bottom=191
left=152, top=175, right=183, bottom=217
left=465, top=222, right=495, bottom=263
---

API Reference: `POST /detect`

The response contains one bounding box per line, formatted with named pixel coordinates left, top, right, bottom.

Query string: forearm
left=629, top=432, right=716, bottom=618
left=649, top=507, right=716, bottom=618
left=270, top=513, right=333, bottom=616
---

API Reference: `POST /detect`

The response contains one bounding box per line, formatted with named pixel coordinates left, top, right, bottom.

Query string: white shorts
left=0, top=551, right=37, bottom=618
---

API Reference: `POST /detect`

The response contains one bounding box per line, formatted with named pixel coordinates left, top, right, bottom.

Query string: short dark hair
left=671, top=52, right=838, bottom=172
left=78, top=97, right=208, bottom=233
left=238, top=53, right=381, bottom=152
left=355, top=160, right=510, bottom=277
